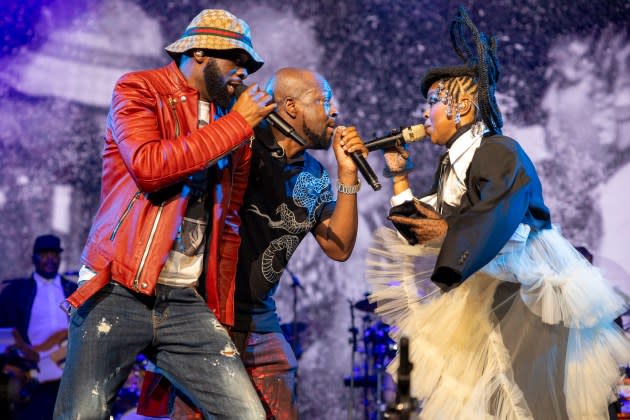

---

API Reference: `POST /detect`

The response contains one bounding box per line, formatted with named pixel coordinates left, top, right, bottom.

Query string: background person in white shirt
left=0, top=234, right=76, bottom=420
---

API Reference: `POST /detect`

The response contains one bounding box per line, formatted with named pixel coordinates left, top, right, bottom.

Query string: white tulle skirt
left=366, top=226, right=630, bottom=420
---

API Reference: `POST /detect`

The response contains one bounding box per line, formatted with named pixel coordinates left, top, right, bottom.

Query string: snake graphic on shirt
left=247, top=171, right=334, bottom=283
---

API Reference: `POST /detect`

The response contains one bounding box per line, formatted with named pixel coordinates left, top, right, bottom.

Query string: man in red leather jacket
left=53, top=9, right=274, bottom=420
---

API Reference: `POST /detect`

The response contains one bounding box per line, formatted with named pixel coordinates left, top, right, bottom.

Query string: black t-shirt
left=234, top=128, right=336, bottom=333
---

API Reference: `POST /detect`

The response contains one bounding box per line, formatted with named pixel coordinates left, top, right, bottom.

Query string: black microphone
left=385, top=335, right=418, bottom=420
left=365, top=124, right=426, bottom=152
left=333, top=127, right=382, bottom=191
left=233, top=83, right=306, bottom=146
left=237, top=82, right=381, bottom=191
left=352, top=153, right=381, bottom=191
left=397, top=336, right=412, bottom=401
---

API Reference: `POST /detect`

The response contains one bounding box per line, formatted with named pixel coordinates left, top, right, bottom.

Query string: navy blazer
left=0, top=274, right=77, bottom=345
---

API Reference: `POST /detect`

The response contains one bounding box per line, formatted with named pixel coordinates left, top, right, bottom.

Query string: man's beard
left=302, top=121, right=330, bottom=150
left=204, top=59, right=232, bottom=109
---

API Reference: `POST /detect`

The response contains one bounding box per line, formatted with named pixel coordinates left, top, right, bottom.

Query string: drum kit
left=280, top=321, right=308, bottom=360
left=345, top=295, right=398, bottom=420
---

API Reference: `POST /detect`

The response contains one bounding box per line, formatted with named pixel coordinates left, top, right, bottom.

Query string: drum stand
left=346, top=297, right=396, bottom=420
left=347, top=299, right=358, bottom=420
left=285, top=268, right=305, bottom=402
left=362, top=314, right=379, bottom=420
left=375, top=359, right=386, bottom=420
left=367, top=318, right=391, bottom=420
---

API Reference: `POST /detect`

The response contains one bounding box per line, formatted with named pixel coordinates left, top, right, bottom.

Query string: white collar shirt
left=419, top=126, right=484, bottom=210
left=27, top=272, right=69, bottom=382
left=28, top=272, right=68, bottom=347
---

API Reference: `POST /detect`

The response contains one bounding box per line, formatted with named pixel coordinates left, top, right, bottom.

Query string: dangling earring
left=454, top=101, right=464, bottom=127
left=272, top=143, right=286, bottom=159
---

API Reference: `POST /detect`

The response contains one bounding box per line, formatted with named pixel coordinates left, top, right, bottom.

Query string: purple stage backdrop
left=1, top=0, right=629, bottom=418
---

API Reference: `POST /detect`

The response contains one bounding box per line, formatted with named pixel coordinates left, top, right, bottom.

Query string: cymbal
left=343, top=375, right=377, bottom=388
left=280, top=322, right=308, bottom=335
left=354, top=298, right=377, bottom=313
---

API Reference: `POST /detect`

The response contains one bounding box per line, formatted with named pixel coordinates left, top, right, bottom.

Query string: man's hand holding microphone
left=231, top=83, right=276, bottom=128
left=333, top=126, right=370, bottom=191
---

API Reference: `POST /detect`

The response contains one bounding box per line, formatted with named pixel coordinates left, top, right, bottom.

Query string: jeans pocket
left=70, top=304, right=86, bottom=327
left=71, top=283, right=115, bottom=327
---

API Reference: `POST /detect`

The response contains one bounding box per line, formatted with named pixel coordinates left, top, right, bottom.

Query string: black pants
left=14, top=380, right=60, bottom=420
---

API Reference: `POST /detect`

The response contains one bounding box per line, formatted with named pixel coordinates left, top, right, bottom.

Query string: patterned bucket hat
left=165, top=9, right=264, bottom=73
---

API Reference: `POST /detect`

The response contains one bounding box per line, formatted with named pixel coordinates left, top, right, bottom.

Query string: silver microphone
left=365, top=124, right=426, bottom=151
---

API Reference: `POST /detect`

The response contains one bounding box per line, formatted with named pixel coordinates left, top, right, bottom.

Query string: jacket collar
left=447, top=122, right=486, bottom=183
left=165, top=61, right=190, bottom=90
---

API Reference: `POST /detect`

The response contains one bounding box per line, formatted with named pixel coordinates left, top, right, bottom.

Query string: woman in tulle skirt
left=367, top=7, right=630, bottom=419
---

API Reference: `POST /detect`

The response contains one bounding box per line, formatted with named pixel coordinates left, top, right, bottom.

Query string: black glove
left=383, top=143, right=414, bottom=178
left=388, top=200, right=447, bottom=245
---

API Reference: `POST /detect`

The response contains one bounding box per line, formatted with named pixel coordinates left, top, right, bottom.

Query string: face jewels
left=427, top=92, right=449, bottom=110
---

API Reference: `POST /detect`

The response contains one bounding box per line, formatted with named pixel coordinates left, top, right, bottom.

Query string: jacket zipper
left=130, top=95, right=178, bottom=289
left=226, top=157, right=234, bottom=223
left=110, top=191, right=141, bottom=240
left=131, top=96, right=181, bottom=290
left=168, top=97, right=180, bottom=137
left=170, top=96, right=248, bottom=165
left=217, top=158, right=234, bottom=313
left=132, top=203, right=164, bottom=291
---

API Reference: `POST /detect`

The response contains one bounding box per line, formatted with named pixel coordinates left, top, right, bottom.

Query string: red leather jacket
left=65, top=61, right=252, bottom=326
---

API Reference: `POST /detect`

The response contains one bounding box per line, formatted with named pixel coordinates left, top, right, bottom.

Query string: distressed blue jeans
left=53, top=282, right=265, bottom=420
left=173, top=331, right=298, bottom=420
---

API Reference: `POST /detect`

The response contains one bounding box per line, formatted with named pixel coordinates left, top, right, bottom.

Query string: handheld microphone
left=333, top=127, right=382, bottom=191
left=351, top=153, right=381, bottom=191
left=233, top=83, right=306, bottom=146
left=235, top=84, right=381, bottom=191
left=365, top=124, right=426, bottom=152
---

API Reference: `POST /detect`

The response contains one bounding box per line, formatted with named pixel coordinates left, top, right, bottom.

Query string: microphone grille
left=233, top=83, right=248, bottom=97
left=401, top=124, right=426, bottom=143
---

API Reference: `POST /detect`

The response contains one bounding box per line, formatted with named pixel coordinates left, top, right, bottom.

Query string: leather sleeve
left=109, top=73, right=253, bottom=192
left=217, top=145, right=252, bottom=325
